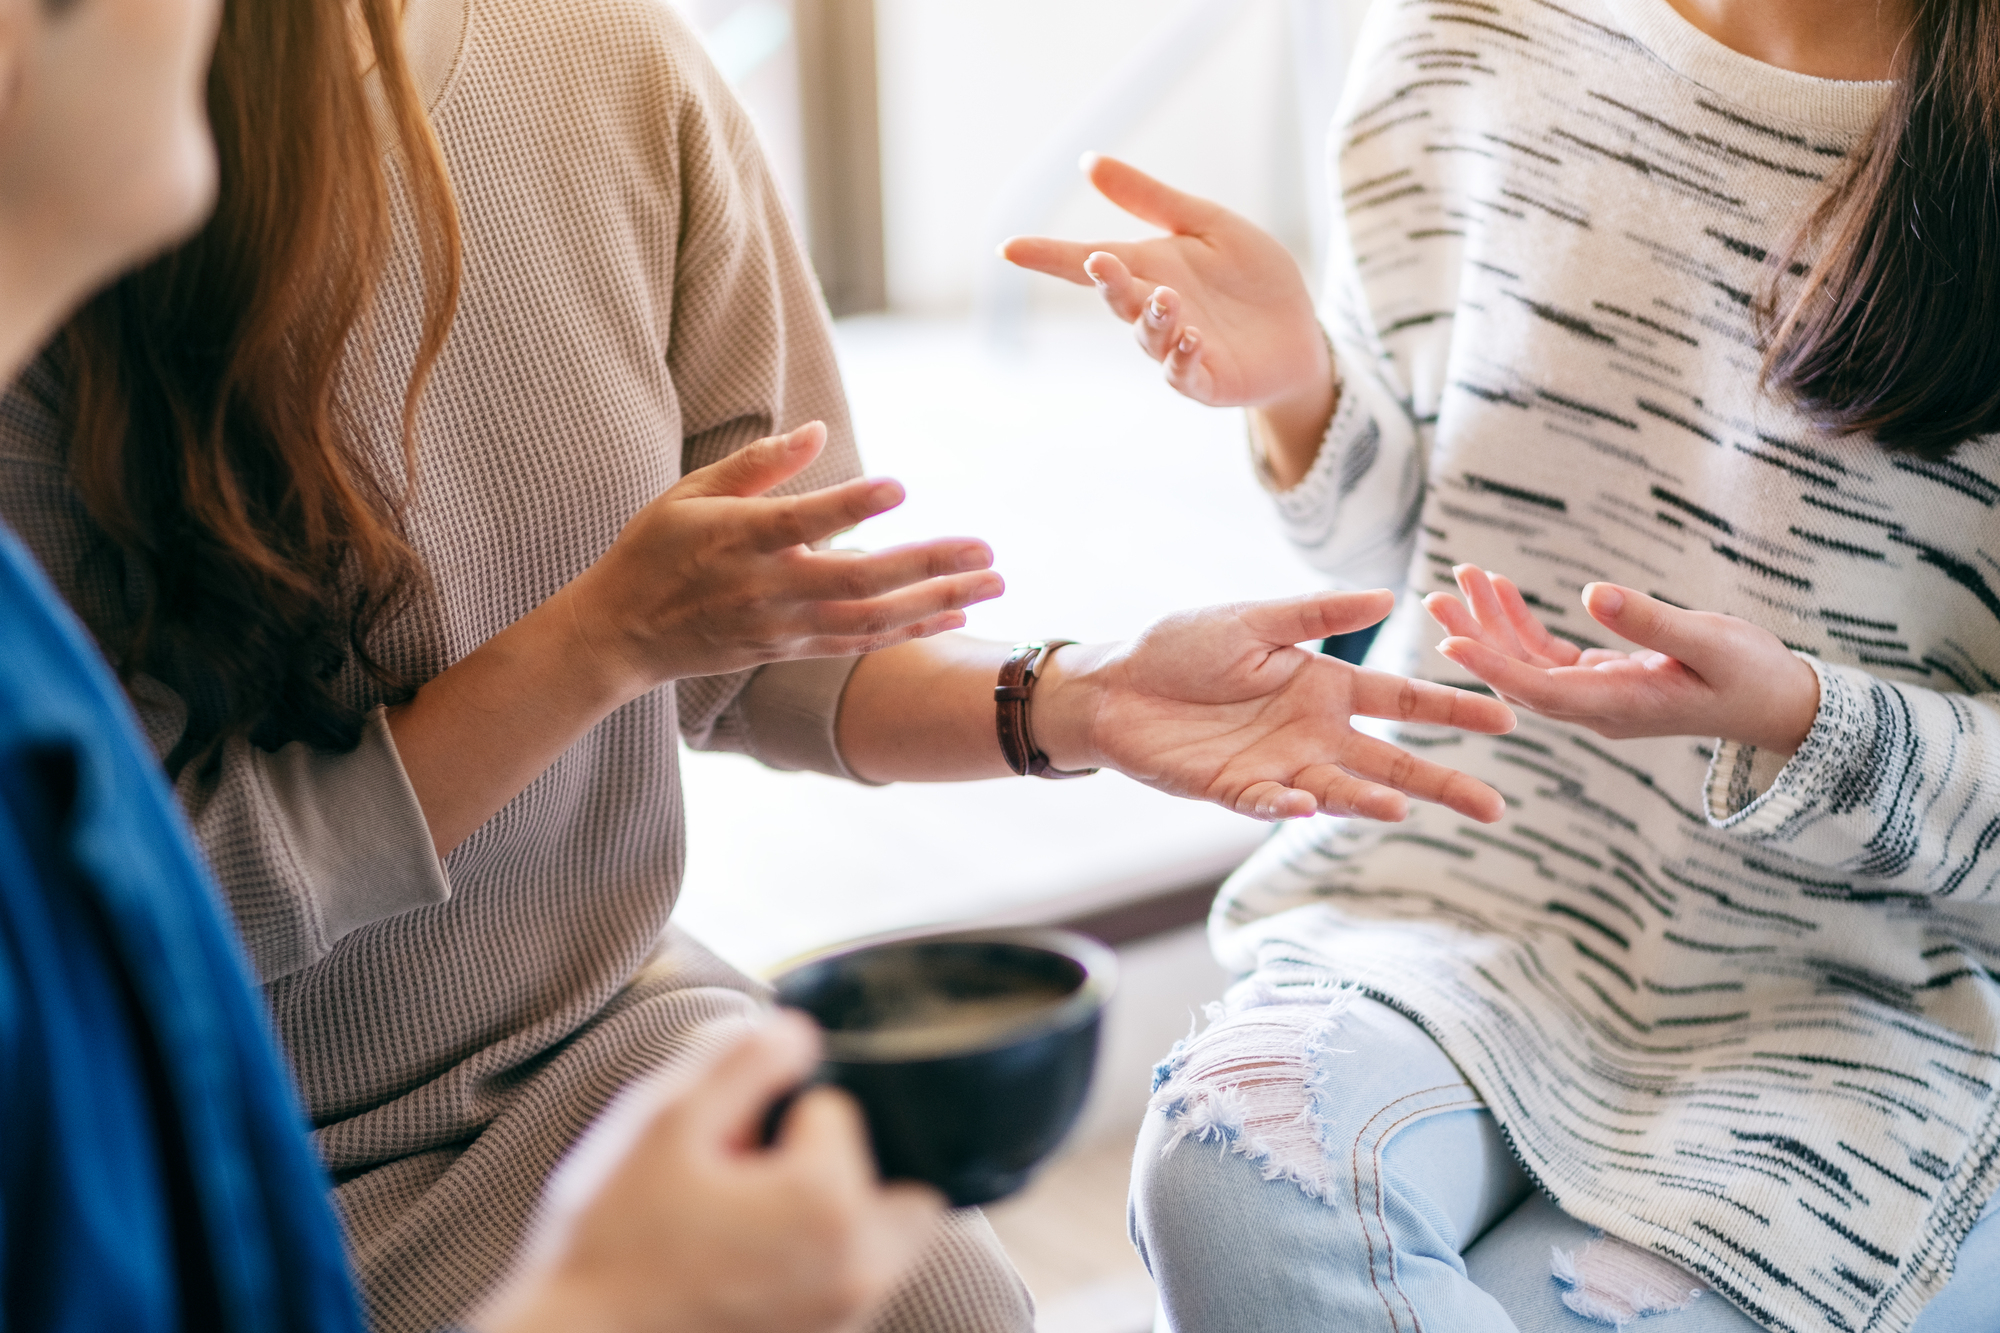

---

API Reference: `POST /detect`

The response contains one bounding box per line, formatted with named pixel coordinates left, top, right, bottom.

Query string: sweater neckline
left=403, top=0, right=470, bottom=115
left=368, top=0, right=471, bottom=152
left=1596, top=0, right=1892, bottom=138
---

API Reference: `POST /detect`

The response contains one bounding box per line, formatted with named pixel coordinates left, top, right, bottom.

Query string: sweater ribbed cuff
left=265, top=706, right=452, bottom=948
left=1702, top=655, right=1876, bottom=838
left=737, top=654, right=876, bottom=784
left=1264, top=368, right=1369, bottom=525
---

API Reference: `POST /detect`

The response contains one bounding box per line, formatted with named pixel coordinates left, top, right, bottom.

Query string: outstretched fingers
left=1288, top=764, right=1410, bottom=822
left=1348, top=666, right=1516, bottom=734
left=1083, top=153, right=1223, bottom=235
left=757, top=477, right=908, bottom=551
left=790, top=539, right=994, bottom=602
left=1337, top=734, right=1506, bottom=823
left=1436, top=636, right=1631, bottom=716
left=675, top=422, right=828, bottom=501
left=1232, top=780, right=1323, bottom=822
left=1452, top=565, right=1531, bottom=660
left=1082, top=250, right=1152, bottom=323
left=997, top=234, right=1105, bottom=286
left=803, top=570, right=1005, bottom=644
left=1423, top=590, right=1483, bottom=641
left=1238, top=589, right=1398, bottom=646
left=1491, top=574, right=1576, bottom=665
left=1162, top=324, right=1211, bottom=398
left=1135, top=285, right=1187, bottom=361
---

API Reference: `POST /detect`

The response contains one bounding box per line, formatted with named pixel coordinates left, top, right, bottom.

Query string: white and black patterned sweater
left=1211, top=1, right=2000, bottom=1330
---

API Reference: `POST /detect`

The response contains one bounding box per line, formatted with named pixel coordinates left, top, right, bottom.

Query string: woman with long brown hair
left=0, top=0, right=1523, bottom=1329
left=1007, top=0, right=2000, bottom=1329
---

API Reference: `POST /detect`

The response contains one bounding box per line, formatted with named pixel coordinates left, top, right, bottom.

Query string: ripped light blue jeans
left=1129, top=987, right=2000, bottom=1333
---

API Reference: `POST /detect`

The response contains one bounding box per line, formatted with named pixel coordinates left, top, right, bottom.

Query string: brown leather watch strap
left=995, top=641, right=1098, bottom=779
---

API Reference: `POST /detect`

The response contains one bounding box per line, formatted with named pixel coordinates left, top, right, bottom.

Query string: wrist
left=1030, top=642, right=1113, bottom=772
left=1248, top=367, right=1338, bottom=491
left=547, top=574, right=659, bottom=709
left=1760, top=652, right=1824, bottom=752
left=1741, top=652, right=1821, bottom=754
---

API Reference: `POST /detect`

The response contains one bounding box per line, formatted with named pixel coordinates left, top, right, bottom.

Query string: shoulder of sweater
left=463, top=0, right=717, bottom=91
left=0, top=353, right=67, bottom=470
left=452, top=0, right=754, bottom=172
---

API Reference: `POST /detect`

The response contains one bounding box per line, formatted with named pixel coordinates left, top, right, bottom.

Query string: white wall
left=874, top=0, right=1361, bottom=315
left=672, top=0, right=1371, bottom=316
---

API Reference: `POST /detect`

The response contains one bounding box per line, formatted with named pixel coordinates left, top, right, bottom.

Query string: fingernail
left=952, top=547, right=988, bottom=573
left=1177, top=333, right=1196, bottom=353
left=1086, top=269, right=1107, bottom=289
left=1587, top=583, right=1624, bottom=615
left=1148, top=299, right=1167, bottom=322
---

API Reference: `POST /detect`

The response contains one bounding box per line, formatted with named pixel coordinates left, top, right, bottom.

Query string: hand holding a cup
left=473, top=1015, right=942, bottom=1333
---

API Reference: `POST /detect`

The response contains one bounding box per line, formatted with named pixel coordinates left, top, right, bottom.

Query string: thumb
left=1083, top=153, right=1222, bottom=235
left=674, top=422, right=827, bottom=500
left=669, top=1012, right=823, bottom=1152
left=1580, top=584, right=1715, bottom=663
left=1238, top=589, right=1397, bottom=647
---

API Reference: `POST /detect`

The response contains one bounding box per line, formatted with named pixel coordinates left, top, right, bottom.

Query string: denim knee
left=1129, top=982, right=1531, bottom=1333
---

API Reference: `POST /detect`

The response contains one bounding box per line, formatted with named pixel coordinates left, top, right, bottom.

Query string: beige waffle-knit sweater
left=0, top=1, right=1032, bottom=1329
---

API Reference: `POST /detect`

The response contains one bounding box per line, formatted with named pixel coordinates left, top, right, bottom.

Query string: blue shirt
left=0, top=522, right=364, bottom=1332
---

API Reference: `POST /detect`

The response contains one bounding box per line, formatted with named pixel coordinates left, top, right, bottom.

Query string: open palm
left=1424, top=565, right=1820, bottom=753
left=1000, top=155, right=1326, bottom=412
left=1086, top=591, right=1516, bottom=824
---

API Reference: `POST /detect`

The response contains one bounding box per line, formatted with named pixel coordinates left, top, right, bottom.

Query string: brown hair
left=61, top=0, right=460, bottom=768
left=1764, top=0, right=2000, bottom=460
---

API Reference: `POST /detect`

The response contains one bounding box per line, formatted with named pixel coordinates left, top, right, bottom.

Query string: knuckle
left=834, top=565, right=875, bottom=600
left=771, top=502, right=810, bottom=549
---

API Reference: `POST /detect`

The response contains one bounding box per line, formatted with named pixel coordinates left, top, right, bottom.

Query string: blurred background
left=660, top=5, right=1368, bottom=1329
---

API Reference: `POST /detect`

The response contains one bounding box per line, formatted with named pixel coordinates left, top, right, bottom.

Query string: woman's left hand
left=1033, top=590, right=1517, bottom=823
left=1423, top=565, right=1820, bottom=753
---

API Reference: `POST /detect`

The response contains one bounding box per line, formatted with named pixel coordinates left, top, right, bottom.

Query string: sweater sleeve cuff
left=1259, top=364, right=1365, bottom=518
left=736, top=655, right=877, bottom=783
left=1702, top=655, right=1876, bottom=838
left=262, top=706, right=452, bottom=944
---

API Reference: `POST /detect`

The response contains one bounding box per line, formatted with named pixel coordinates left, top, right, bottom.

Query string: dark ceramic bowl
left=771, top=927, right=1118, bottom=1207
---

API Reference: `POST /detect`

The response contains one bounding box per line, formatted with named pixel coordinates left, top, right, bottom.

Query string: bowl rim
left=768, top=926, right=1120, bottom=1064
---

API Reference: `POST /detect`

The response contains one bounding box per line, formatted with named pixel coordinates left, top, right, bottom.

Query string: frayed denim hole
left=1551, top=1235, right=1708, bottom=1327
left=1147, top=989, right=1360, bottom=1202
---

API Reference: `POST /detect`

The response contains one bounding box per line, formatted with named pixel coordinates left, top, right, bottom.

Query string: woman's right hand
left=1000, top=155, right=1337, bottom=486
left=566, top=421, right=1005, bottom=695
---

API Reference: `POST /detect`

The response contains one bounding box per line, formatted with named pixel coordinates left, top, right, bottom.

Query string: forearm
left=388, top=583, right=647, bottom=854
left=836, top=635, right=1103, bottom=783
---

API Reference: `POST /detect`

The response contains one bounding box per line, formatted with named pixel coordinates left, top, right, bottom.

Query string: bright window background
left=661, top=0, right=1367, bottom=976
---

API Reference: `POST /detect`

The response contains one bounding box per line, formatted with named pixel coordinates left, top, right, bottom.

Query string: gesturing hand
left=999, top=156, right=1335, bottom=483
left=1001, top=154, right=1322, bottom=411
left=567, top=422, right=1004, bottom=691
left=1425, top=566, right=1821, bottom=753
left=474, top=1015, right=942, bottom=1333
left=1043, top=590, right=1516, bottom=823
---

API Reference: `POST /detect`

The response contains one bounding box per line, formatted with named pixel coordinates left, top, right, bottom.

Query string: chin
left=118, top=135, right=219, bottom=268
